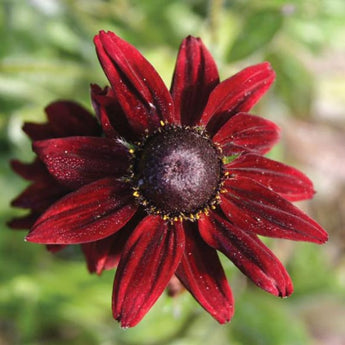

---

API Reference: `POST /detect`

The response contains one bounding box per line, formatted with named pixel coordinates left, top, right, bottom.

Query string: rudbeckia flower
left=13, top=32, right=327, bottom=327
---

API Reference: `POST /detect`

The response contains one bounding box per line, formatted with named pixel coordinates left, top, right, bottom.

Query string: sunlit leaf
left=227, top=9, right=283, bottom=62
left=266, top=50, right=314, bottom=117
left=229, top=291, right=310, bottom=345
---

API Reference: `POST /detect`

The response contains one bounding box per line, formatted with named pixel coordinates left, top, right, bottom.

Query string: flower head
left=12, top=32, right=327, bottom=327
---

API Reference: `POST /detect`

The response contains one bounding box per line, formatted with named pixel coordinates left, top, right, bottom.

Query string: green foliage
left=227, top=9, right=284, bottom=62
left=267, top=50, right=314, bottom=118
left=230, top=291, right=310, bottom=345
left=288, top=243, right=337, bottom=295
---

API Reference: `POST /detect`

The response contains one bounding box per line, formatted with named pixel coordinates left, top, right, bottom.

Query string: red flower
left=16, top=32, right=327, bottom=327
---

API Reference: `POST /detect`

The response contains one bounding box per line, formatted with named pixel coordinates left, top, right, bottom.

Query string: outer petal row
left=23, top=101, right=101, bottom=140
left=9, top=101, right=102, bottom=231
left=8, top=212, right=42, bottom=230
left=10, top=159, right=48, bottom=181
left=11, top=177, right=68, bottom=211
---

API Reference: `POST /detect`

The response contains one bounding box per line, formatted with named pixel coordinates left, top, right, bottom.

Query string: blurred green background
left=1, top=0, right=345, bottom=344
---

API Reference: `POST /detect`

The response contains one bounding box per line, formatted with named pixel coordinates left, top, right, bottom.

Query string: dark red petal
left=112, top=215, right=185, bottom=327
left=23, top=101, right=101, bottom=141
left=226, top=153, right=315, bottom=201
left=11, top=180, right=67, bottom=211
left=33, top=137, right=130, bottom=190
left=81, top=235, right=119, bottom=275
left=91, top=84, right=118, bottom=138
left=199, top=62, right=275, bottom=135
left=175, top=221, right=234, bottom=323
left=46, top=244, right=66, bottom=253
left=170, top=36, right=219, bottom=126
left=213, top=112, right=280, bottom=155
left=26, top=178, right=137, bottom=244
left=10, top=159, right=48, bottom=181
left=81, top=231, right=127, bottom=275
left=81, top=212, right=142, bottom=274
left=45, top=101, right=101, bottom=137
left=90, top=84, right=137, bottom=141
left=7, top=212, right=39, bottom=229
left=94, top=31, right=175, bottom=136
left=23, top=122, right=55, bottom=141
left=166, top=275, right=185, bottom=297
left=199, top=212, right=293, bottom=297
left=221, top=177, right=328, bottom=243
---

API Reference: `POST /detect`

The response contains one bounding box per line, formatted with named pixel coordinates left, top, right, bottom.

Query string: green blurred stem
left=208, top=0, right=224, bottom=45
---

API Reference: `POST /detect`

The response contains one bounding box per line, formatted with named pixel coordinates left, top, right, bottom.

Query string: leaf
left=267, top=50, right=314, bottom=117
left=230, top=291, right=310, bottom=345
left=227, top=9, right=283, bottom=62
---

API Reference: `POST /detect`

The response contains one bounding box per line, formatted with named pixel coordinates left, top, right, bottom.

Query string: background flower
left=1, top=0, right=344, bottom=344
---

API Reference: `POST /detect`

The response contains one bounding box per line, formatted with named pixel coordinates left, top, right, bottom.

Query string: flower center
left=133, top=126, right=222, bottom=219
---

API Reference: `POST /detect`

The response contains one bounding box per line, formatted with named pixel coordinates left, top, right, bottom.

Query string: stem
left=208, top=0, right=224, bottom=46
